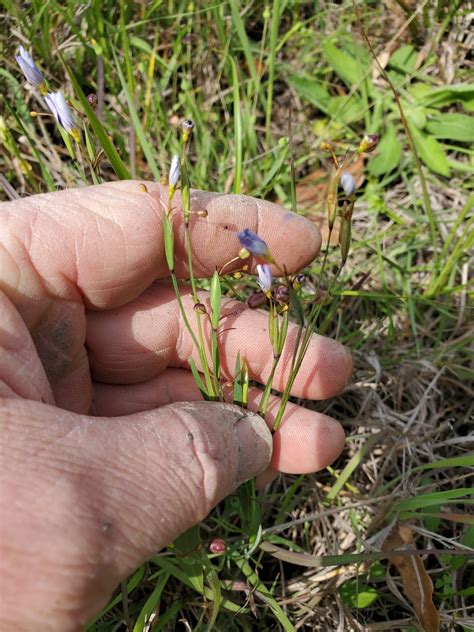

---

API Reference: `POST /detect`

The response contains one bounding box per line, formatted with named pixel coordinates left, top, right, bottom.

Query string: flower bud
left=340, top=172, right=356, bottom=197
left=15, top=46, right=47, bottom=94
left=168, top=154, right=181, bottom=189
left=257, top=263, right=273, bottom=295
left=236, top=229, right=274, bottom=262
left=208, top=537, right=226, bottom=554
left=87, top=93, right=98, bottom=108
left=358, top=134, right=379, bottom=153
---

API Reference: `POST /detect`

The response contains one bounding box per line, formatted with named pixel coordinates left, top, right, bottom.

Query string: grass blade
left=62, top=60, right=130, bottom=180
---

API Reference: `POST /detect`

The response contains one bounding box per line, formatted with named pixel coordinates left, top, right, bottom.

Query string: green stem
left=184, top=224, right=216, bottom=397
left=265, top=0, right=281, bottom=140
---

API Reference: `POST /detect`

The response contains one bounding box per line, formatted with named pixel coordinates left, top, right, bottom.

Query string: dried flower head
left=340, top=172, right=356, bottom=197
left=15, top=46, right=46, bottom=94
left=274, top=285, right=289, bottom=304
left=257, top=263, right=273, bottom=295
left=44, top=91, right=80, bottom=142
left=319, top=141, right=335, bottom=152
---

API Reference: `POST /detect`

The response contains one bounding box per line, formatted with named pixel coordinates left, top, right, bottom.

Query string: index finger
left=2, top=181, right=320, bottom=311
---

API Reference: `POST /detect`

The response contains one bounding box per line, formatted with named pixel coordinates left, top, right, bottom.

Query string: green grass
left=2, top=0, right=473, bottom=630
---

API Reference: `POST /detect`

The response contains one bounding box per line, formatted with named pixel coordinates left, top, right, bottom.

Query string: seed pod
left=339, top=214, right=352, bottom=265
left=358, top=134, right=379, bottom=153
left=194, top=302, right=207, bottom=314
left=247, top=291, right=267, bottom=309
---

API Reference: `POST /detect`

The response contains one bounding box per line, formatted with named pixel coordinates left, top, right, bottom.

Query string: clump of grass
left=2, top=1, right=473, bottom=630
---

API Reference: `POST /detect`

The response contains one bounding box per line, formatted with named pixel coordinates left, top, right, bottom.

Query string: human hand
left=0, top=181, right=352, bottom=629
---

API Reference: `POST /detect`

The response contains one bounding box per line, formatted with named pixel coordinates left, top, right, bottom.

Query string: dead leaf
left=383, top=524, right=440, bottom=632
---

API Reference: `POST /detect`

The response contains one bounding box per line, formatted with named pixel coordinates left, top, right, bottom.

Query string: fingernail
left=234, top=411, right=272, bottom=486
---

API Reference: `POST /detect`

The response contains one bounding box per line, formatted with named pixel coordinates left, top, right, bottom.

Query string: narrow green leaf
left=205, top=567, right=222, bottom=628
left=132, top=572, right=170, bottom=632
left=152, top=557, right=246, bottom=613
left=229, top=0, right=265, bottom=107
left=229, top=56, right=242, bottom=193
left=241, top=360, right=249, bottom=408
left=394, top=488, right=473, bottom=512
left=416, top=453, right=474, bottom=471
left=188, top=357, right=209, bottom=400
left=162, top=211, right=174, bottom=271
left=62, top=61, right=130, bottom=180
left=210, top=271, right=222, bottom=330
left=326, top=435, right=380, bottom=501
left=277, top=310, right=289, bottom=355
left=232, top=555, right=296, bottom=632
left=233, top=352, right=243, bottom=405
left=2, top=97, right=56, bottom=191
left=180, top=158, right=191, bottom=222
left=112, top=47, right=161, bottom=181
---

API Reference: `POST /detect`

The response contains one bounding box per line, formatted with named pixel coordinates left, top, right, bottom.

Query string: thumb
left=0, top=398, right=272, bottom=630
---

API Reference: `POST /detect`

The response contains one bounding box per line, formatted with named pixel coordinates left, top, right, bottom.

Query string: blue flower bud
left=340, top=172, right=356, bottom=197
left=15, top=46, right=46, bottom=92
left=236, top=229, right=270, bottom=258
left=256, top=263, right=272, bottom=294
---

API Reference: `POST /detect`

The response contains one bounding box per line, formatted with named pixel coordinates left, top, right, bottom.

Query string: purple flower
left=236, top=229, right=270, bottom=258
left=44, top=91, right=79, bottom=142
left=257, top=263, right=272, bottom=294
left=340, top=172, right=356, bottom=197
left=15, top=46, right=46, bottom=93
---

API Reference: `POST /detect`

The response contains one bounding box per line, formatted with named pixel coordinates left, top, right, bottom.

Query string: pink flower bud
left=209, top=537, right=226, bottom=554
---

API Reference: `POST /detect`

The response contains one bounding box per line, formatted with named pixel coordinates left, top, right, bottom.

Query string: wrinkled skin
left=0, top=182, right=352, bottom=630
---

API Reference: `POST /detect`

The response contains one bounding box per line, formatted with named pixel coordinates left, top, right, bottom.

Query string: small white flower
left=169, top=154, right=180, bottom=188
left=15, top=46, right=46, bottom=91
left=257, top=263, right=273, bottom=294
left=340, top=172, right=356, bottom=197
left=44, top=91, right=79, bottom=141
